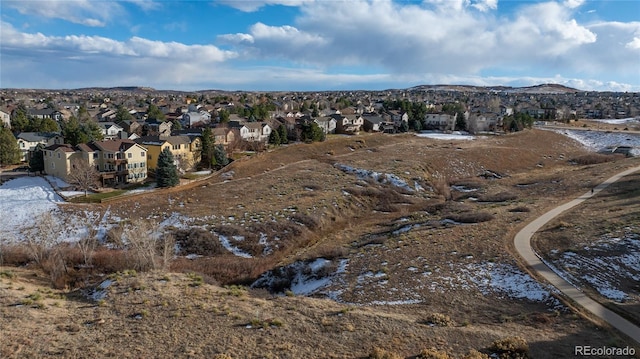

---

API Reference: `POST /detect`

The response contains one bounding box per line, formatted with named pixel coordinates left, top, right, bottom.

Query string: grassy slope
left=4, top=129, right=639, bottom=358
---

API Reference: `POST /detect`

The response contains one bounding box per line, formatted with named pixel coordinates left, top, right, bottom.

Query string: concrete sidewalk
left=514, top=165, right=640, bottom=344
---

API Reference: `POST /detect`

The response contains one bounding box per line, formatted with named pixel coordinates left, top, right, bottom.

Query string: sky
left=1, top=0, right=639, bottom=92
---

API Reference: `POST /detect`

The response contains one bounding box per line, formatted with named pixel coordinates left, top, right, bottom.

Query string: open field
left=2, top=129, right=640, bottom=358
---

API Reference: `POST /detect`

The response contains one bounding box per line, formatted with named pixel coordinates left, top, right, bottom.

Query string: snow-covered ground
left=591, top=117, right=640, bottom=125
left=334, top=163, right=416, bottom=192
left=416, top=131, right=475, bottom=140
left=547, top=232, right=640, bottom=303
left=0, top=176, right=62, bottom=238
left=551, top=128, right=640, bottom=156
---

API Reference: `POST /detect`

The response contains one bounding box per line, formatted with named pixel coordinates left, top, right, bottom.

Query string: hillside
left=2, top=129, right=639, bottom=358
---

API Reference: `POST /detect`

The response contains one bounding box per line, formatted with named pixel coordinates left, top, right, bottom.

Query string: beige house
left=423, top=113, right=457, bottom=131
left=135, top=135, right=201, bottom=171
left=43, top=139, right=148, bottom=186
left=17, top=132, right=65, bottom=162
left=212, top=127, right=236, bottom=148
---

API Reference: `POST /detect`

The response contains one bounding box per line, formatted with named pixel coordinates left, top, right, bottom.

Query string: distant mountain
left=408, top=83, right=581, bottom=94
left=72, top=86, right=159, bottom=92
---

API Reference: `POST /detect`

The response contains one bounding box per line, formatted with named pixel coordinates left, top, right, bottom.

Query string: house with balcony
left=423, top=113, right=457, bottom=131
left=331, top=114, right=363, bottom=134
left=16, top=132, right=64, bottom=162
left=135, top=135, right=201, bottom=171
left=42, top=139, right=148, bottom=187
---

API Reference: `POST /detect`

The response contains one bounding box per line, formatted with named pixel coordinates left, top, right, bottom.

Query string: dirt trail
left=514, top=165, right=640, bottom=344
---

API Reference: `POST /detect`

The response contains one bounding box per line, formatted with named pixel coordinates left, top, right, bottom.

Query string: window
left=103, top=153, right=107, bottom=158
left=20, top=142, right=24, bottom=148
left=104, top=164, right=108, bottom=171
left=141, top=162, right=145, bottom=168
left=148, top=154, right=152, bottom=160
left=93, top=153, right=98, bottom=159
left=51, top=162, right=55, bottom=169
left=57, top=153, right=60, bottom=159
left=141, top=151, right=145, bottom=157
left=128, top=152, right=132, bottom=158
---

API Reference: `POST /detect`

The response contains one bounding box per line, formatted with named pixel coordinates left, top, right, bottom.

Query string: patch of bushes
left=489, top=336, right=529, bottom=359
left=445, top=212, right=494, bottom=223
left=290, top=213, right=321, bottom=230
left=571, top=153, right=624, bottom=165
left=174, top=228, right=225, bottom=256
left=508, top=206, right=530, bottom=213
left=369, top=347, right=403, bottom=359
left=423, top=313, right=455, bottom=327
left=417, top=348, right=452, bottom=359
left=478, top=191, right=517, bottom=203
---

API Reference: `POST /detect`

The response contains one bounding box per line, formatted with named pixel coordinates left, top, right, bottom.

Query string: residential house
left=118, top=119, right=142, bottom=136
left=423, top=113, right=457, bottom=131
left=331, top=114, right=363, bottom=134
left=142, top=120, right=172, bottom=137
left=467, top=112, right=502, bottom=134
left=212, top=127, right=236, bottom=148
left=43, top=139, right=148, bottom=186
left=0, top=109, right=11, bottom=129
left=16, top=132, right=64, bottom=162
left=314, top=117, right=337, bottom=134
left=28, top=108, right=63, bottom=121
left=362, top=114, right=390, bottom=132
left=135, top=135, right=201, bottom=171
left=88, top=140, right=149, bottom=185
left=99, top=122, right=124, bottom=140
left=182, top=111, right=211, bottom=127
left=387, top=110, right=409, bottom=129
left=229, top=121, right=272, bottom=143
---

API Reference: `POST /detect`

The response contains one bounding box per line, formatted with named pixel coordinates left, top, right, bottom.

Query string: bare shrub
left=369, top=347, right=403, bottom=359
left=161, top=233, right=175, bottom=271
left=105, top=223, right=126, bottom=248
left=313, top=245, right=349, bottom=260
left=489, top=336, right=529, bottom=359
left=571, top=153, right=624, bottom=165
left=122, top=219, right=161, bottom=272
left=508, top=206, right=530, bottom=213
left=92, top=248, right=130, bottom=273
left=172, top=256, right=276, bottom=285
left=461, top=350, right=490, bottom=359
left=418, top=348, right=453, bottom=359
left=24, top=213, right=62, bottom=268
left=290, top=213, right=320, bottom=230
left=0, top=244, right=30, bottom=266
left=174, top=228, right=224, bottom=256
left=446, top=212, right=494, bottom=223
left=423, top=313, right=455, bottom=327
left=478, top=191, right=517, bottom=202
left=431, top=175, right=452, bottom=201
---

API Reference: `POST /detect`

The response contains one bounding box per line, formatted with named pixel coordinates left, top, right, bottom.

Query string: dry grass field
left=2, top=129, right=639, bottom=358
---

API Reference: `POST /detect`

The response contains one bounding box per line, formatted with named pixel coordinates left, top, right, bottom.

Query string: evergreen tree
left=10, top=106, right=29, bottom=133
left=278, top=124, right=288, bottom=144
left=0, top=125, right=21, bottom=166
left=29, top=143, right=45, bottom=174
left=156, top=147, right=179, bottom=187
left=455, top=112, right=467, bottom=131
left=268, top=128, right=281, bottom=146
left=147, top=104, right=165, bottom=121
left=213, top=144, right=229, bottom=168
left=115, top=106, right=133, bottom=123
left=218, top=109, right=230, bottom=123
left=200, top=127, right=215, bottom=168
left=399, top=120, right=409, bottom=133
left=301, top=122, right=325, bottom=142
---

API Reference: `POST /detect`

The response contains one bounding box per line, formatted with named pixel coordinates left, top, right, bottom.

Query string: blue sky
left=1, top=0, right=639, bottom=91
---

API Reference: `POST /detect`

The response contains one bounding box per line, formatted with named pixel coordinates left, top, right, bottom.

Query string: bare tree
left=67, top=158, right=99, bottom=197
left=161, top=233, right=175, bottom=271
left=24, top=212, right=61, bottom=267
left=122, top=219, right=160, bottom=272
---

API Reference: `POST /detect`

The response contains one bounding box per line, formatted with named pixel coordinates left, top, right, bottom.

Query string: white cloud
left=215, top=0, right=313, bottom=12
left=471, top=0, right=498, bottom=12
left=3, top=0, right=122, bottom=27
left=627, top=37, right=640, bottom=50
left=3, top=0, right=161, bottom=27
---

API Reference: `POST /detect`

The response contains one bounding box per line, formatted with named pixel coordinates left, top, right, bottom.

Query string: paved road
left=514, top=165, right=640, bottom=344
